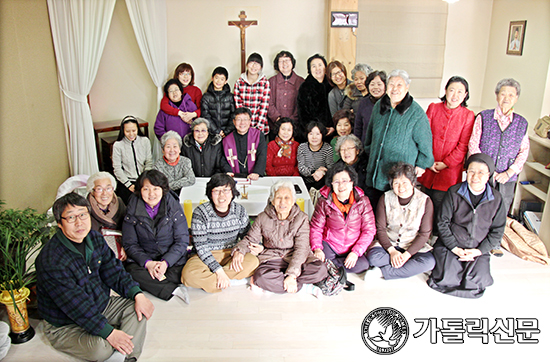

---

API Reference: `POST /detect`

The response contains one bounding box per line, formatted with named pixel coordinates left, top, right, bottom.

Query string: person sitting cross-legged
left=310, top=163, right=376, bottom=277
left=122, top=170, right=190, bottom=303
left=366, top=162, right=436, bottom=279
left=232, top=180, right=328, bottom=294
left=181, top=174, right=260, bottom=293
left=37, top=192, right=154, bottom=362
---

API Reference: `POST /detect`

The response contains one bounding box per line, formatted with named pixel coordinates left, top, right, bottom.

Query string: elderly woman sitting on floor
left=86, top=171, right=127, bottom=260
left=366, top=162, right=435, bottom=279
left=153, top=130, right=195, bottom=196
left=232, top=180, right=328, bottom=295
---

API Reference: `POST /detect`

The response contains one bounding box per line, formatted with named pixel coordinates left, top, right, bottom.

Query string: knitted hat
left=465, top=153, right=495, bottom=175
left=246, top=53, right=263, bottom=67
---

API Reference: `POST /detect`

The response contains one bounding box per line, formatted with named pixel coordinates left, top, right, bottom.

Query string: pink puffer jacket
left=310, top=186, right=375, bottom=256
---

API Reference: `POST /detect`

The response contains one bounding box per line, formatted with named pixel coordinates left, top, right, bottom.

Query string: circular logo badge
left=361, top=307, right=409, bottom=355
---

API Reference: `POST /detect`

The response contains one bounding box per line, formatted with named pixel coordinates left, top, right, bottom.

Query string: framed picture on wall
left=331, top=12, right=359, bottom=28
left=506, top=20, right=526, bottom=56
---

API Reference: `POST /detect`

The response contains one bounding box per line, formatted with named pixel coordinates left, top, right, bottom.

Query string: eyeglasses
left=331, top=70, right=344, bottom=78
left=212, top=188, right=232, bottom=196
left=467, top=170, right=489, bottom=177
left=61, top=212, right=90, bottom=223
left=194, top=129, right=208, bottom=134
left=168, top=89, right=181, bottom=94
left=279, top=58, right=292, bottom=64
left=332, top=179, right=352, bottom=186
left=94, top=186, right=114, bottom=193
left=340, top=146, right=356, bottom=153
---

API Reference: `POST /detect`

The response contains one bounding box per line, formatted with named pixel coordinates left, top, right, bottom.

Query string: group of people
left=35, top=50, right=529, bottom=362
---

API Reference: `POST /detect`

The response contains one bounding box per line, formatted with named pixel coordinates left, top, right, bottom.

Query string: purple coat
left=154, top=93, right=197, bottom=140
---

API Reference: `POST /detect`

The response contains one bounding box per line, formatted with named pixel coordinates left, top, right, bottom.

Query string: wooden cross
left=228, top=11, right=257, bottom=73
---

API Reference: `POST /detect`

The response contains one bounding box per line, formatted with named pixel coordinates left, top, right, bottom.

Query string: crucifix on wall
left=228, top=11, right=257, bottom=73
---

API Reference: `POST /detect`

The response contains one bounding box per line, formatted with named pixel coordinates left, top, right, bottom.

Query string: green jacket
left=365, top=93, right=434, bottom=191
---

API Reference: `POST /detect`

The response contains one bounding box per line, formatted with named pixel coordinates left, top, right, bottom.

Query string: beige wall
left=89, top=0, right=157, bottom=125
left=0, top=0, right=69, bottom=212
left=541, top=59, right=550, bottom=117
left=89, top=0, right=328, bottom=124
left=440, top=0, right=494, bottom=111
left=481, top=0, right=550, bottom=124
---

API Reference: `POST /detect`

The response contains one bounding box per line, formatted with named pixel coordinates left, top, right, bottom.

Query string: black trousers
left=125, top=263, right=184, bottom=300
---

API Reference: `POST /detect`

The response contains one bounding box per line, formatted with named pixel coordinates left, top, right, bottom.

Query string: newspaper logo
left=361, top=307, right=409, bottom=355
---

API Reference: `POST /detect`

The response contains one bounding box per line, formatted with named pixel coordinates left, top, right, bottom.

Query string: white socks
left=172, top=285, right=190, bottom=304
left=299, top=283, right=323, bottom=298
left=230, top=278, right=249, bottom=287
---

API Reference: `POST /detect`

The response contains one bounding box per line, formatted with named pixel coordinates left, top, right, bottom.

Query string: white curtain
left=125, top=0, right=168, bottom=162
left=47, top=0, right=116, bottom=176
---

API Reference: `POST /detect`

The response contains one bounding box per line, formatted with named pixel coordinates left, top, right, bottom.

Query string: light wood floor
left=3, top=249, right=550, bottom=362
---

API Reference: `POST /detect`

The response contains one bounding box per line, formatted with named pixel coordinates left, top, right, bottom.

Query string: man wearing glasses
left=36, top=192, right=154, bottom=362
left=222, top=107, right=267, bottom=180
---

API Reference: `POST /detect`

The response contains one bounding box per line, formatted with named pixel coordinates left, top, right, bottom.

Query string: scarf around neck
left=87, top=193, right=119, bottom=229
left=163, top=155, right=180, bottom=167
left=332, top=189, right=356, bottom=215
left=275, top=136, right=294, bottom=158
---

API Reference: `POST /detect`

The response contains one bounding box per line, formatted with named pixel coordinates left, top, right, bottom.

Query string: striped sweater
left=297, top=142, right=334, bottom=183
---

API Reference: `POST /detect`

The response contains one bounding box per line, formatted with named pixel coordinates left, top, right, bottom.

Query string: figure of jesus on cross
left=228, top=11, right=258, bottom=73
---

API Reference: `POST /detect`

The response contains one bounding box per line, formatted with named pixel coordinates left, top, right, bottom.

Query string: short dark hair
left=440, top=76, right=470, bottom=107
left=387, top=162, right=417, bottom=186
left=53, top=192, right=90, bottom=224
left=306, top=121, right=327, bottom=137
left=212, top=66, right=228, bottom=79
left=134, top=170, right=170, bottom=197
left=366, top=70, right=387, bottom=95
left=206, top=173, right=240, bottom=204
left=332, top=109, right=355, bottom=127
left=163, top=78, right=184, bottom=98
left=116, top=115, right=145, bottom=141
left=306, top=54, right=327, bottom=76
left=173, top=63, right=195, bottom=86
left=233, top=107, right=252, bottom=121
left=325, top=162, right=358, bottom=188
left=275, top=117, right=294, bottom=138
left=273, top=50, right=296, bottom=72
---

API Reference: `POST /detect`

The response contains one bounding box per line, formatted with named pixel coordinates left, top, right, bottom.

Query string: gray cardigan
left=153, top=156, right=195, bottom=191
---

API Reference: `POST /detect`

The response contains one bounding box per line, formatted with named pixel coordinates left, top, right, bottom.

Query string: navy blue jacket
left=122, top=192, right=189, bottom=268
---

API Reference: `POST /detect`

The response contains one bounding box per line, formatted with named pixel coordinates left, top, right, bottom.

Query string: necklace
left=238, top=155, right=248, bottom=168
